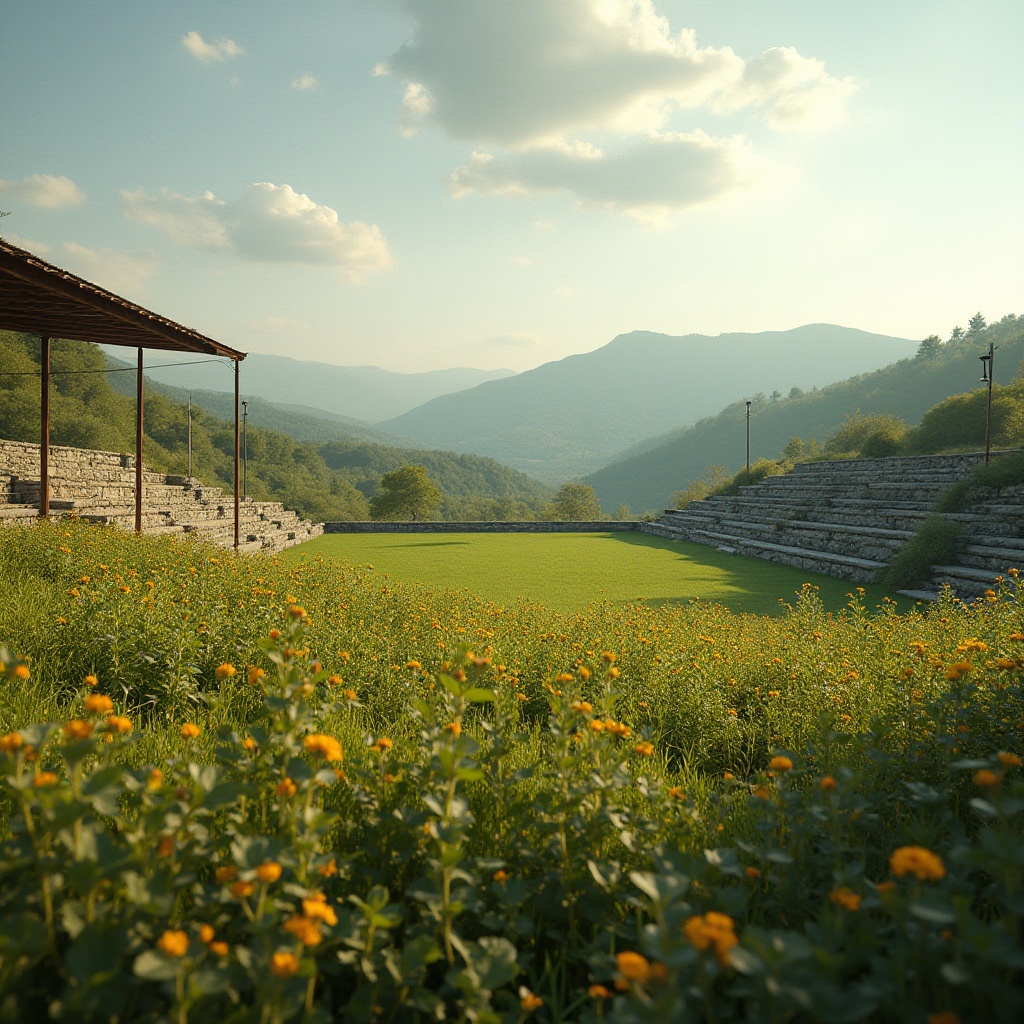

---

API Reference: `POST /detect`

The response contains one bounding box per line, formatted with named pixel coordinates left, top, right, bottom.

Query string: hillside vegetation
left=1, top=521, right=1022, bottom=1021
left=588, top=314, right=1024, bottom=513
left=383, top=325, right=916, bottom=481
left=0, top=332, right=549, bottom=522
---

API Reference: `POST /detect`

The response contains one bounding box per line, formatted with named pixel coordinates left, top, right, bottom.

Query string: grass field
left=286, top=531, right=902, bottom=616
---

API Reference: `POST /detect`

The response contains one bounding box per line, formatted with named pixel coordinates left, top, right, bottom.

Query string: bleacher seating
left=0, top=439, right=322, bottom=554
left=645, top=453, right=1024, bottom=600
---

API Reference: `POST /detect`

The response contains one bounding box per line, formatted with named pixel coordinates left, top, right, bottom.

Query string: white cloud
left=182, top=30, right=244, bottom=62
left=512, top=257, right=533, bottom=267
left=0, top=174, right=84, bottom=208
left=59, top=243, right=161, bottom=296
left=450, top=132, right=767, bottom=221
left=721, top=47, right=856, bottom=130
left=372, top=63, right=390, bottom=77
left=291, top=74, right=318, bottom=91
left=247, top=315, right=313, bottom=334
left=123, top=182, right=393, bottom=281
left=386, top=1, right=852, bottom=217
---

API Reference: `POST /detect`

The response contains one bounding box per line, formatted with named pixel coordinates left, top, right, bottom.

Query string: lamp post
left=186, top=394, right=192, bottom=480
left=745, top=400, right=752, bottom=482
left=979, top=342, right=996, bottom=464
left=241, top=400, right=248, bottom=499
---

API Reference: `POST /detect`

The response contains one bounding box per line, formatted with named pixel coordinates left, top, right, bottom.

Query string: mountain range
left=381, top=325, right=916, bottom=480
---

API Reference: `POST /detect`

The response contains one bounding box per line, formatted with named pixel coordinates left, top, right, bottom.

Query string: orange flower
left=12, top=665, right=30, bottom=680
left=209, top=941, right=229, bottom=957
left=256, top=860, right=283, bottom=883
left=302, top=893, right=338, bottom=926
left=769, top=755, right=793, bottom=772
left=215, top=865, right=238, bottom=884
left=973, top=769, right=1002, bottom=788
left=180, top=723, right=201, bottom=739
left=745, top=866, right=761, bottom=879
left=927, top=1013, right=961, bottom=1024
left=445, top=722, right=462, bottom=737
left=997, top=751, right=1022, bottom=767
left=0, top=732, right=23, bottom=752
left=83, top=674, right=98, bottom=687
left=634, top=741, right=654, bottom=756
left=683, top=912, right=738, bottom=964
left=829, top=887, right=861, bottom=911
left=303, top=734, right=343, bottom=762
left=242, top=737, right=256, bottom=753
left=107, top=715, right=132, bottom=734
left=84, top=694, right=113, bottom=714
left=283, top=915, right=322, bottom=947
left=247, top=666, right=265, bottom=685
left=157, top=930, right=189, bottom=959
left=890, top=846, right=945, bottom=881
left=270, top=951, right=299, bottom=977
left=615, top=951, right=651, bottom=984
left=33, top=771, right=59, bottom=788
left=157, top=836, right=175, bottom=858
left=493, top=869, right=511, bottom=884
left=589, top=984, right=612, bottom=999
left=198, top=924, right=215, bottom=944
left=520, top=990, right=543, bottom=1012
left=230, top=880, right=255, bottom=899
left=819, top=775, right=837, bottom=792
left=63, top=719, right=93, bottom=740
left=667, top=786, right=685, bottom=800
left=372, top=737, right=393, bottom=752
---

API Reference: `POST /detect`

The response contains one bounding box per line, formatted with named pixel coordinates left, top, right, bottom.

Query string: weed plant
left=1, top=520, right=1023, bottom=1022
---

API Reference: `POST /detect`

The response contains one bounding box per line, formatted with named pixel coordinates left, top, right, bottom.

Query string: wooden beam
left=135, top=348, right=143, bottom=533
left=234, top=359, right=240, bottom=552
left=39, top=336, right=50, bottom=519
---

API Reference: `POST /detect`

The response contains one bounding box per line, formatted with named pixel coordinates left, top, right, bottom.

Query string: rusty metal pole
left=135, top=348, right=143, bottom=533
left=234, top=359, right=240, bottom=552
left=39, top=336, right=50, bottom=518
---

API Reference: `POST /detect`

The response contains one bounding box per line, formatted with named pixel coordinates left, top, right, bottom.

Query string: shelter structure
left=0, top=238, right=247, bottom=549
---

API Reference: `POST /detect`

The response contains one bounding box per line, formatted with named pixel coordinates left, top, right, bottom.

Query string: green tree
left=968, top=311, right=987, bottom=336
left=369, top=464, right=442, bottom=521
left=916, top=334, right=943, bottom=359
left=544, top=482, right=604, bottom=521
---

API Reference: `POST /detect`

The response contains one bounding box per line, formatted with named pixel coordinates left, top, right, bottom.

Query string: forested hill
left=0, top=332, right=549, bottom=522
left=586, top=315, right=1024, bottom=514
left=382, top=325, right=917, bottom=481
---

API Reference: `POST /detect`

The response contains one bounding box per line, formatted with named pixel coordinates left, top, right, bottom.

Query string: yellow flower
left=769, top=755, right=793, bottom=772
left=157, top=930, right=189, bottom=959
left=667, top=786, right=685, bottom=800
left=303, top=734, right=343, bottom=762
left=283, top=914, right=322, bottom=947
left=445, top=722, right=462, bottom=737
left=230, top=880, right=255, bottom=899
left=372, top=737, right=393, bottom=752
left=63, top=720, right=94, bottom=741
left=83, top=674, right=98, bottom=687
left=634, top=741, right=655, bottom=756
left=242, top=737, right=257, bottom=753
left=107, top=715, right=132, bottom=734
left=275, top=778, right=298, bottom=798
left=256, top=860, right=283, bottom=883
left=247, top=666, right=265, bottom=685
left=571, top=700, right=593, bottom=714
left=84, top=694, right=113, bottom=715
left=945, top=661, right=973, bottom=681
left=589, top=984, right=612, bottom=999
left=215, top=663, right=236, bottom=680
left=829, top=887, right=861, bottom=911
left=33, top=771, right=59, bottom=788
left=406, top=660, right=422, bottom=670
left=615, top=950, right=651, bottom=984
left=890, top=846, right=945, bottom=881
left=180, top=723, right=201, bottom=739
left=270, top=951, right=300, bottom=977
left=209, top=941, right=229, bottom=957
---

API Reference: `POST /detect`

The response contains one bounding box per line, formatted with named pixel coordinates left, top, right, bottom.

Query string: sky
left=1, top=0, right=1021, bottom=373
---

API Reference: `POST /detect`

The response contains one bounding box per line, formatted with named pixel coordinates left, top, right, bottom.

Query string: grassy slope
left=285, top=531, right=899, bottom=616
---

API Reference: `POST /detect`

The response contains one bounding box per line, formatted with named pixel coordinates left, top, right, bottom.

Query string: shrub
left=882, top=515, right=963, bottom=588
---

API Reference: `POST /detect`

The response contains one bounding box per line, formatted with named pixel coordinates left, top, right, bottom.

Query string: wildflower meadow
left=1, top=520, right=1022, bottom=1023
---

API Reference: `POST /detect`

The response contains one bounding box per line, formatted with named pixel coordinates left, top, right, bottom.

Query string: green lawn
left=284, top=531, right=906, bottom=616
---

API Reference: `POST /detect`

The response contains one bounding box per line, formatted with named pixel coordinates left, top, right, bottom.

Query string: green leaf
left=463, top=687, right=495, bottom=704
left=133, top=950, right=178, bottom=982
left=66, top=923, right=127, bottom=985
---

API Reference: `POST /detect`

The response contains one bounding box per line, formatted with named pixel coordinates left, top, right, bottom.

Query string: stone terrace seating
left=0, top=438, right=322, bottom=554
left=644, top=453, right=1024, bottom=600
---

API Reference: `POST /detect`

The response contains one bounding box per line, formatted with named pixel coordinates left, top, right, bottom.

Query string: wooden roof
left=0, top=238, right=245, bottom=360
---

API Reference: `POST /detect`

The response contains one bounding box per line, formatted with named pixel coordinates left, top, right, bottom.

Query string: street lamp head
left=979, top=354, right=990, bottom=383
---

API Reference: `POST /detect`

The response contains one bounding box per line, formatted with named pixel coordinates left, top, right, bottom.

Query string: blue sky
left=2, top=1, right=1021, bottom=372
